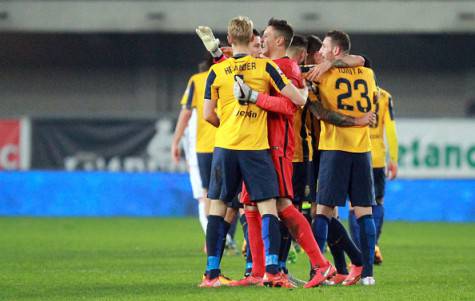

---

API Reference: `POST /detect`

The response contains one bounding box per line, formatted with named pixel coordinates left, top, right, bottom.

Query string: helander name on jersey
left=224, top=62, right=257, bottom=75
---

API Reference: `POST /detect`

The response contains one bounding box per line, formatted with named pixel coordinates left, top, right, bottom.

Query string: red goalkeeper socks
left=279, top=205, right=329, bottom=268
left=245, top=209, right=265, bottom=277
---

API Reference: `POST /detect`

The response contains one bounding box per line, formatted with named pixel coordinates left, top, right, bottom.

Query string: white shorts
left=183, top=110, right=203, bottom=199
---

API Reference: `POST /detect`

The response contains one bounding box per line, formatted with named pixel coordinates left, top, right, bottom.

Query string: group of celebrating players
left=171, top=15, right=398, bottom=289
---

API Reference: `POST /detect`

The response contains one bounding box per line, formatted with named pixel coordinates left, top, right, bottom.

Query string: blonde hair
left=228, top=16, right=253, bottom=45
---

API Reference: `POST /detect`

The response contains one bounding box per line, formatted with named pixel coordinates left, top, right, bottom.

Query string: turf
left=0, top=218, right=474, bottom=301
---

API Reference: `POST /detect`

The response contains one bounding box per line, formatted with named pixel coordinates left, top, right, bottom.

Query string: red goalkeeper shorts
left=240, top=154, right=294, bottom=205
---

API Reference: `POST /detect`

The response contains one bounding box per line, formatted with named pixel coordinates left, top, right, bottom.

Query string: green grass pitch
left=1, top=218, right=474, bottom=300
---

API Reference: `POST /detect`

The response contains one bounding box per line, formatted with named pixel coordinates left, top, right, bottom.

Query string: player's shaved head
left=267, top=18, right=294, bottom=48
left=287, top=34, right=307, bottom=63
left=289, top=34, right=307, bottom=50
left=307, top=35, right=322, bottom=54
left=228, top=16, right=254, bottom=45
left=325, top=30, right=351, bottom=53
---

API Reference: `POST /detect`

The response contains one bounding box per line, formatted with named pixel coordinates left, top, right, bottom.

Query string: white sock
left=198, top=201, right=208, bottom=234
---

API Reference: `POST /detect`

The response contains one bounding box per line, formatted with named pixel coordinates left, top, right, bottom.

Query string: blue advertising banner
left=0, top=171, right=195, bottom=217
left=0, top=172, right=474, bottom=221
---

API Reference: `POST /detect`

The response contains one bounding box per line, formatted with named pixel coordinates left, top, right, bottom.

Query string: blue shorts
left=317, top=150, right=375, bottom=207
left=373, top=167, right=386, bottom=202
left=208, top=147, right=279, bottom=203
left=197, top=152, right=213, bottom=190
left=292, top=161, right=316, bottom=204
left=228, top=195, right=243, bottom=209
left=313, top=151, right=321, bottom=179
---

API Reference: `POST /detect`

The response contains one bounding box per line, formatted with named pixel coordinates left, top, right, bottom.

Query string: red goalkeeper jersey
left=256, top=56, right=304, bottom=160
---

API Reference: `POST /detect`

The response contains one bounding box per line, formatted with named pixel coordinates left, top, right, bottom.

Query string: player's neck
left=232, top=44, right=250, bottom=56
left=268, top=48, right=286, bottom=60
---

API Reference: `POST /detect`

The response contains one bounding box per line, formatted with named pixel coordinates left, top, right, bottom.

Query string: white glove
left=195, top=26, right=222, bottom=58
left=234, top=76, right=258, bottom=105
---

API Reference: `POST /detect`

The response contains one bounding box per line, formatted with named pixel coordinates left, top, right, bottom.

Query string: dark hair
left=198, top=53, right=213, bottom=72
left=289, top=34, right=307, bottom=49
left=325, top=30, right=351, bottom=53
left=267, top=18, right=294, bottom=48
left=306, top=35, right=322, bottom=54
left=361, top=55, right=372, bottom=68
left=252, top=29, right=260, bottom=37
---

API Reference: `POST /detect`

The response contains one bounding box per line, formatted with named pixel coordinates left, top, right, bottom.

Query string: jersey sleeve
left=288, top=63, right=305, bottom=89
left=180, top=77, right=195, bottom=109
left=204, top=69, right=218, bottom=101
left=265, top=61, right=290, bottom=93
left=384, top=94, right=398, bottom=164
left=255, top=93, right=297, bottom=116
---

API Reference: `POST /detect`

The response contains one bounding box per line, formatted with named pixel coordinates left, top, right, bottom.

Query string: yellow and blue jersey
left=180, top=75, right=197, bottom=109
left=370, top=87, right=398, bottom=168
left=180, top=71, right=217, bottom=153
left=205, top=54, right=290, bottom=150
left=293, top=105, right=314, bottom=162
left=317, top=67, right=377, bottom=153
left=306, top=83, right=321, bottom=157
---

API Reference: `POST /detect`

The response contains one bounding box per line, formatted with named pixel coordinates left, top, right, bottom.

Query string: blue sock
left=358, top=215, right=376, bottom=278
left=240, top=214, right=249, bottom=245
left=327, top=218, right=348, bottom=274
left=245, top=261, right=253, bottom=277
left=206, top=215, right=226, bottom=278
left=228, top=214, right=238, bottom=240
left=312, top=214, right=330, bottom=252
left=278, top=221, right=291, bottom=273
left=348, top=210, right=361, bottom=249
left=329, top=217, right=362, bottom=267
left=245, top=243, right=253, bottom=267
left=219, top=221, right=231, bottom=264
left=372, top=204, right=384, bottom=244
left=262, top=214, right=281, bottom=274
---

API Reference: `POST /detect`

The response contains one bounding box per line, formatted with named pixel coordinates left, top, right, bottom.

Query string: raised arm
left=196, top=26, right=222, bottom=58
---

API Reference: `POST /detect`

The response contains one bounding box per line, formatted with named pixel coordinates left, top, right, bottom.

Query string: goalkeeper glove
left=195, top=26, right=222, bottom=58
left=234, top=76, right=258, bottom=105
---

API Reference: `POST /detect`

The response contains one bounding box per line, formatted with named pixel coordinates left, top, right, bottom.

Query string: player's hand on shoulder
left=233, top=76, right=258, bottom=105
left=355, top=111, right=376, bottom=127
left=368, top=112, right=377, bottom=127
left=306, top=60, right=332, bottom=82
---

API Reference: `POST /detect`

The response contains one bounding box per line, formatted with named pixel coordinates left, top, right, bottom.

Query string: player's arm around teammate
left=314, top=31, right=378, bottom=285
